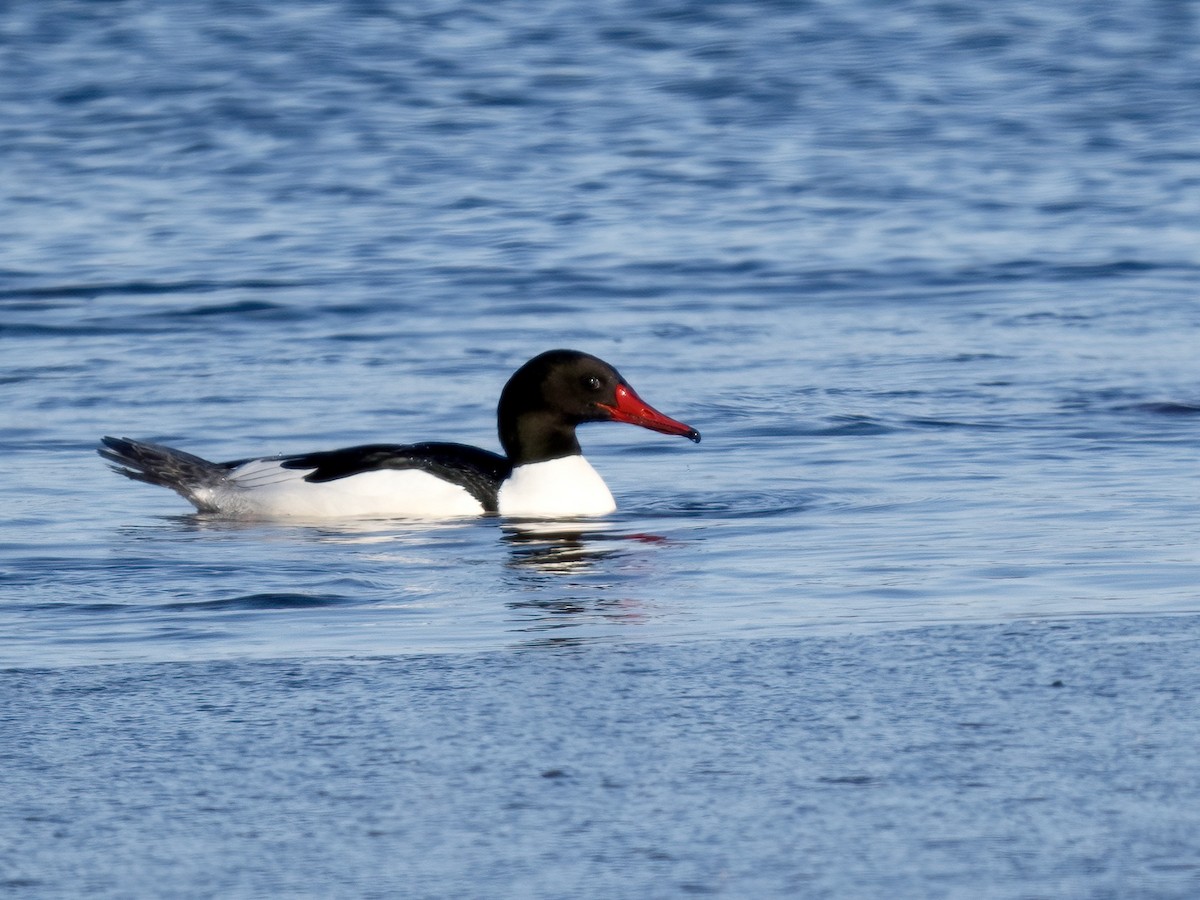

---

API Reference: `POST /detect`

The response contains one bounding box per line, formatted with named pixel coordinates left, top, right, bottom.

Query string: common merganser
left=99, top=349, right=700, bottom=520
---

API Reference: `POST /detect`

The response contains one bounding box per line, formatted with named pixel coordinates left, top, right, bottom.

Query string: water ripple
left=643, top=490, right=817, bottom=520
left=161, top=593, right=354, bottom=612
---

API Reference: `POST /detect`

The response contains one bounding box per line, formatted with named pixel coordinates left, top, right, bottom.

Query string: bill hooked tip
left=603, top=384, right=700, bottom=443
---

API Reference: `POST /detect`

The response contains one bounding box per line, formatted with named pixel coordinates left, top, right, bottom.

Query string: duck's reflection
left=506, top=594, right=650, bottom=632
left=501, top=520, right=669, bottom=575
left=503, top=527, right=620, bottom=574
left=500, top=521, right=673, bottom=637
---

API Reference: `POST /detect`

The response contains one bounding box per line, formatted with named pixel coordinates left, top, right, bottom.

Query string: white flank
left=190, top=459, right=484, bottom=519
left=497, top=455, right=616, bottom=519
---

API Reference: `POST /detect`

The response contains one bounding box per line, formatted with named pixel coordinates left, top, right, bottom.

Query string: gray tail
left=98, top=436, right=230, bottom=510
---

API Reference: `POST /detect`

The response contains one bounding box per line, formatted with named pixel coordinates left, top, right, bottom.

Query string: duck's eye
left=582, top=375, right=603, bottom=392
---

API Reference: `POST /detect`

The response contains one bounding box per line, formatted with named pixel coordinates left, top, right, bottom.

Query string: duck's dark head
left=497, top=349, right=701, bottom=465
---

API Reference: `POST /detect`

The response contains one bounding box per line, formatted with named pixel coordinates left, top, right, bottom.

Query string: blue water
left=3, top=1, right=1200, bottom=896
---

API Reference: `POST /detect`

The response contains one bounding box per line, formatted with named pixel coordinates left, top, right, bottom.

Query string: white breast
left=193, top=459, right=485, bottom=519
left=497, top=455, right=617, bottom=519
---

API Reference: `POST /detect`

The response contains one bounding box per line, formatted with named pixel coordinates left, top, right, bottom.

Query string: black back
left=275, top=442, right=511, bottom=512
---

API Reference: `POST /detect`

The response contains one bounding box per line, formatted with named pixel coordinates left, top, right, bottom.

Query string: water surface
left=2, top=1, right=1199, bottom=896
